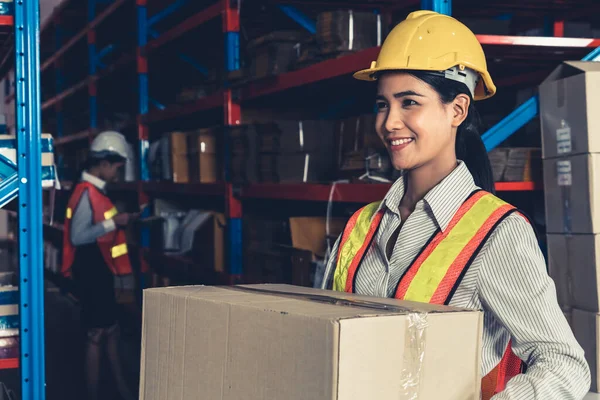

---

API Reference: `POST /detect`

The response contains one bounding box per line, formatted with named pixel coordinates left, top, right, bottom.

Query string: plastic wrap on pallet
left=0, top=134, right=58, bottom=189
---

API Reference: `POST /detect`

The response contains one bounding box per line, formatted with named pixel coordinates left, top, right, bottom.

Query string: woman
left=61, top=130, right=136, bottom=400
left=321, top=11, right=590, bottom=400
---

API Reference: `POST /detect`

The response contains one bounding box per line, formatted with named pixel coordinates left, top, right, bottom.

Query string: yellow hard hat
left=353, top=10, right=496, bottom=100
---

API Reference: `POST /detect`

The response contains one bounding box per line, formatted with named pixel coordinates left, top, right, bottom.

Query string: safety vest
left=62, top=181, right=132, bottom=278
left=333, top=189, right=524, bottom=400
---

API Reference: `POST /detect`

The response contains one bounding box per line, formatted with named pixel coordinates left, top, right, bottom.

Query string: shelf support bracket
left=147, top=0, right=189, bottom=28
left=277, top=5, right=316, bottom=34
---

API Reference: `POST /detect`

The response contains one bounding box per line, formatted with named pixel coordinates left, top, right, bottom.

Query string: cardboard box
left=543, top=154, right=600, bottom=234
left=139, top=284, right=483, bottom=400
left=504, top=148, right=542, bottom=182
left=572, top=309, right=600, bottom=392
left=187, top=129, right=219, bottom=183
left=539, top=61, right=600, bottom=160
left=169, top=132, right=189, bottom=183
left=547, top=234, right=600, bottom=311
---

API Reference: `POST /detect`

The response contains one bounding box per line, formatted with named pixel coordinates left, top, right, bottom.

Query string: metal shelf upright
left=14, top=0, right=46, bottom=397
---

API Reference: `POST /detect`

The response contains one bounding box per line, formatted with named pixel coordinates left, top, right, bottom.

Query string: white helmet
left=90, top=130, right=129, bottom=160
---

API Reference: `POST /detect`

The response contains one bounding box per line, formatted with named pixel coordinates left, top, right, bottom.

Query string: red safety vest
left=62, top=181, right=132, bottom=278
left=333, top=189, right=524, bottom=400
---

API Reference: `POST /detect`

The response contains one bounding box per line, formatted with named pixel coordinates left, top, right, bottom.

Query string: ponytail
left=454, top=103, right=495, bottom=194
left=409, top=71, right=495, bottom=194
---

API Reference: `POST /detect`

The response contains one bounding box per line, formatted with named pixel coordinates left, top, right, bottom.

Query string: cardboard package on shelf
left=139, top=284, right=483, bottom=400
left=316, top=10, right=385, bottom=55
left=246, top=31, right=309, bottom=79
left=187, top=128, right=221, bottom=183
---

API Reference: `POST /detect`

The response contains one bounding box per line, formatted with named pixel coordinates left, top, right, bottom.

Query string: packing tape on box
left=399, top=312, right=428, bottom=400
left=226, top=285, right=429, bottom=398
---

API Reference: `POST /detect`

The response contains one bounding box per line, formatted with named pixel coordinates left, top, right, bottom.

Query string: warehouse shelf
left=53, top=129, right=94, bottom=147
left=142, top=90, right=224, bottom=124
left=42, top=53, right=135, bottom=111
left=40, top=0, right=130, bottom=72
left=0, top=358, right=18, bottom=370
left=144, top=1, right=222, bottom=53
left=241, top=181, right=542, bottom=203
left=109, top=181, right=227, bottom=196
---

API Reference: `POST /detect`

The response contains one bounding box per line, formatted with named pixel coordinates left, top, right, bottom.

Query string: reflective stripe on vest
left=104, top=207, right=118, bottom=220
left=332, top=189, right=523, bottom=399
left=111, top=243, right=128, bottom=259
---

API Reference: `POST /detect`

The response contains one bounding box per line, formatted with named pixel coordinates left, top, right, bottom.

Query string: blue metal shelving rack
left=12, top=0, right=46, bottom=398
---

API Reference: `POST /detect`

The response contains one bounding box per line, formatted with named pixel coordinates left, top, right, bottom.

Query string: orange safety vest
left=62, top=181, right=133, bottom=278
left=333, top=189, right=524, bottom=400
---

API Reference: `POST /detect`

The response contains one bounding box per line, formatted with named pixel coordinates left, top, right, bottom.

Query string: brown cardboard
left=187, top=129, right=219, bottom=183
left=571, top=309, right=600, bottom=392
left=547, top=234, right=600, bottom=311
left=289, top=217, right=346, bottom=259
left=539, top=61, right=600, bottom=159
left=169, top=132, right=189, bottom=183
left=543, top=154, right=600, bottom=234
left=139, top=284, right=483, bottom=400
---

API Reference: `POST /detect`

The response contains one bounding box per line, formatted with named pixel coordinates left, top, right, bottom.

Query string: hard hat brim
left=353, top=66, right=497, bottom=101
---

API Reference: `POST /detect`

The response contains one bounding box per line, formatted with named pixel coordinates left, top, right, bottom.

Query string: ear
left=451, top=94, right=470, bottom=128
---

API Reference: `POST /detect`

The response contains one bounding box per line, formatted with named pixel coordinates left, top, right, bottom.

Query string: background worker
left=321, top=11, right=590, bottom=400
left=61, top=130, right=136, bottom=400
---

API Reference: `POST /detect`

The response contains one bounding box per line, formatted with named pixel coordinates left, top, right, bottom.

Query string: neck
left=402, top=157, right=458, bottom=210
left=86, top=168, right=102, bottom=180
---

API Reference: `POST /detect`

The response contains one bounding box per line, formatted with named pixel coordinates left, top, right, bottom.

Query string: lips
left=387, top=137, right=414, bottom=151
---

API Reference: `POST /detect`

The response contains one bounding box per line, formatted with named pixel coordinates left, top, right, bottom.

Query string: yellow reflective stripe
left=403, top=193, right=507, bottom=303
left=66, top=208, right=72, bottom=219
left=111, top=243, right=128, bottom=259
left=333, top=201, right=382, bottom=292
left=104, top=207, right=118, bottom=220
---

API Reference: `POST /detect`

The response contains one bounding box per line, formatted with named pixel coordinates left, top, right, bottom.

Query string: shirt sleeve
left=70, top=189, right=117, bottom=246
left=477, top=213, right=591, bottom=400
left=319, top=234, right=341, bottom=290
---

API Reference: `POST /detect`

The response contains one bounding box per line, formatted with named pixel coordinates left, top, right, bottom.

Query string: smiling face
left=375, top=72, right=465, bottom=172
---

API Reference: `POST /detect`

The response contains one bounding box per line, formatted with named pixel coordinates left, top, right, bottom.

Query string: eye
left=375, top=101, right=388, bottom=111
left=402, top=99, right=419, bottom=108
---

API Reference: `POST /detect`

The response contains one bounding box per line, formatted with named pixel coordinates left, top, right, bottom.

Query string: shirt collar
left=378, top=161, right=478, bottom=232
left=82, top=171, right=107, bottom=191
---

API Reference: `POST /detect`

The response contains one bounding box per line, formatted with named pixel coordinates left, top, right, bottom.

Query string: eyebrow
left=376, top=90, right=425, bottom=100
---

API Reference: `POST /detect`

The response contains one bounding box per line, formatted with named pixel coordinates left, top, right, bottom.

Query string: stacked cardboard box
left=187, top=127, right=221, bottom=183
left=540, top=61, right=600, bottom=391
left=255, top=120, right=336, bottom=183
left=335, top=114, right=391, bottom=180
left=316, top=11, right=384, bottom=55
left=488, top=147, right=542, bottom=182
left=139, top=284, right=484, bottom=400
left=229, top=124, right=258, bottom=184
left=246, top=31, right=308, bottom=79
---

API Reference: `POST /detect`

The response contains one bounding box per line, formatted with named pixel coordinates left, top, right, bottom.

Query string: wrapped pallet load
left=316, top=10, right=385, bottom=55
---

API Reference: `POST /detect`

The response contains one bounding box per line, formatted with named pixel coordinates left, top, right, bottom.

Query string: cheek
left=375, top=112, right=386, bottom=140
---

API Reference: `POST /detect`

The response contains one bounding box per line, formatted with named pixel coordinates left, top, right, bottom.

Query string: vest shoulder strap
left=395, top=190, right=517, bottom=304
left=333, top=201, right=383, bottom=292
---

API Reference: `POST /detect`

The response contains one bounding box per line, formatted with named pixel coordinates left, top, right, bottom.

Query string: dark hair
left=76, top=153, right=126, bottom=182
left=407, top=71, right=495, bottom=194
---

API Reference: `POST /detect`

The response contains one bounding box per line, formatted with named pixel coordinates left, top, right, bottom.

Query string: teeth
left=391, top=138, right=413, bottom=146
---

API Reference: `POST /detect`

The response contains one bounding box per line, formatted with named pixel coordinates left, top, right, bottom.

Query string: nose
left=384, top=104, right=405, bottom=134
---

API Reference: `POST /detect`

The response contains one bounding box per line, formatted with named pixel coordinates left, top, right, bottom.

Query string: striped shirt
left=321, top=161, right=590, bottom=399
